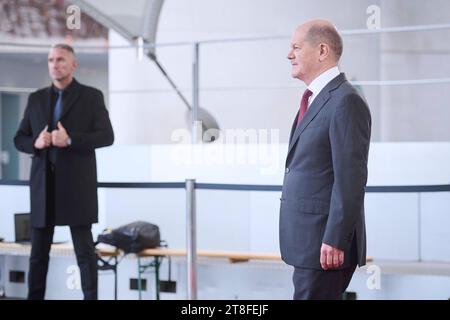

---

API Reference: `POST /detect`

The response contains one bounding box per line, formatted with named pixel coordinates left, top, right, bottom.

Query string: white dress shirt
left=306, top=66, right=340, bottom=109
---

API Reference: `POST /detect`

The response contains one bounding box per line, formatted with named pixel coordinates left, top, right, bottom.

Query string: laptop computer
left=14, top=213, right=68, bottom=244
left=14, top=213, right=31, bottom=244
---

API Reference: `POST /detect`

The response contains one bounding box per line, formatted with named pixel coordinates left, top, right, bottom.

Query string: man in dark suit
left=279, top=20, right=371, bottom=300
left=14, top=44, right=114, bottom=300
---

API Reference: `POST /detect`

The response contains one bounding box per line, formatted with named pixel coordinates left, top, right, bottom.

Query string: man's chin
left=51, top=76, right=64, bottom=82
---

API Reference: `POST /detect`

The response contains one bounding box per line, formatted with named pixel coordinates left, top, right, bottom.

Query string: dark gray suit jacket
left=279, top=73, right=371, bottom=270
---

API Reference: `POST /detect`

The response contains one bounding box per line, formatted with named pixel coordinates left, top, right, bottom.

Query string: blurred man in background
left=14, top=43, right=114, bottom=300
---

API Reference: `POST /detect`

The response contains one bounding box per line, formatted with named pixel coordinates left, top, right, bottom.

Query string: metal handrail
left=1, top=22, right=450, bottom=49
left=1, top=179, right=449, bottom=192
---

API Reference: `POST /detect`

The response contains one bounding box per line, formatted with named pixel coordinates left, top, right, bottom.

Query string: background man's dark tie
left=52, top=89, right=63, bottom=129
left=49, top=89, right=63, bottom=164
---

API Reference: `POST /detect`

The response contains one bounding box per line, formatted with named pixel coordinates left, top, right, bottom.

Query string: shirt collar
left=307, top=66, right=340, bottom=96
left=49, top=78, right=77, bottom=94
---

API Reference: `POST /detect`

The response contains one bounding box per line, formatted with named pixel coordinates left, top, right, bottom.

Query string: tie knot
left=302, top=89, right=313, bottom=101
left=53, top=88, right=63, bottom=96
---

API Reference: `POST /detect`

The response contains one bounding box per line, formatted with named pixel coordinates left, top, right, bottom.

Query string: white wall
left=380, top=0, right=450, bottom=141
left=109, top=0, right=382, bottom=144
left=108, top=0, right=450, bottom=145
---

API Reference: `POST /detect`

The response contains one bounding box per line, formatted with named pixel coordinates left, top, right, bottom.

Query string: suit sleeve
left=322, top=93, right=371, bottom=251
left=69, top=90, right=114, bottom=150
left=14, top=94, right=39, bottom=155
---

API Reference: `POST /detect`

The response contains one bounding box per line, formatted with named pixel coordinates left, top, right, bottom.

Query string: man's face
left=48, top=48, right=77, bottom=82
left=287, top=26, right=319, bottom=84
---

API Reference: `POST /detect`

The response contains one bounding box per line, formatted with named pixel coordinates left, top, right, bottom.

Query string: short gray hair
left=52, top=43, right=76, bottom=56
left=306, top=25, right=343, bottom=60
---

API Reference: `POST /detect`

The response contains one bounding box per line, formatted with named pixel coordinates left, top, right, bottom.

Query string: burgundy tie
left=296, top=89, right=313, bottom=127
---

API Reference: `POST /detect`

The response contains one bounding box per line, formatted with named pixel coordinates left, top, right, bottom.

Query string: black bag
left=97, top=221, right=161, bottom=253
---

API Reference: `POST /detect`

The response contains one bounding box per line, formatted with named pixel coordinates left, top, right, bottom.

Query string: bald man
left=14, top=44, right=114, bottom=299
left=279, top=20, right=371, bottom=299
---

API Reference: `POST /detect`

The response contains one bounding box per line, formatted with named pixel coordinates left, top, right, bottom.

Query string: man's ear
left=318, top=43, right=330, bottom=62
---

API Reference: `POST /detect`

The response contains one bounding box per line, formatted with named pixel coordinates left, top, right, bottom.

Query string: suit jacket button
left=285, top=168, right=290, bottom=174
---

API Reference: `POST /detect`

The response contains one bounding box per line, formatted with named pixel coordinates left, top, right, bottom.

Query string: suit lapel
left=286, top=73, right=347, bottom=158
left=40, top=88, right=52, bottom=126
left=286, top=91, right=330, bottom=156
left=288, top=110, right=299, bottom=145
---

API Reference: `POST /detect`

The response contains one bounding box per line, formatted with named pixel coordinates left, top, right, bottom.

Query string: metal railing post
left=418, top=192, right=422, bottom=262
left=186, top=179, right=197, bottom=299
left=192, top=42, right=200, bottom=143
